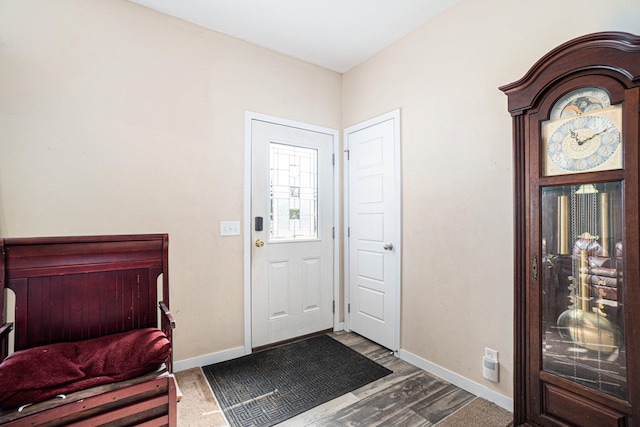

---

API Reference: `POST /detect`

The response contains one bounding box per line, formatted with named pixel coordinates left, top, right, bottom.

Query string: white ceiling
left=128, top=0, right=460, bottom=73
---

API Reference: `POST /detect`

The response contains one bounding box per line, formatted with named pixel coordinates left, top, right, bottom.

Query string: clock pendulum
left=552, top=184, right=623, bottom=399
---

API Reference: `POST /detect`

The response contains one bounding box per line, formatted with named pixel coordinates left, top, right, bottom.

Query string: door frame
left=343, top=109, right=402, bottom=351
left=243, top=112, right=340, bottom=354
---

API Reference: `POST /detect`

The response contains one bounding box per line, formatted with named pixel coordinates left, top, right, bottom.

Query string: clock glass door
left=540, top=181, right=627, bottom=400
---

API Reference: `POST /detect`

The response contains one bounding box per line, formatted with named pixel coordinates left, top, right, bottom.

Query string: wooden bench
left=0, top=234, right=176, bottom=426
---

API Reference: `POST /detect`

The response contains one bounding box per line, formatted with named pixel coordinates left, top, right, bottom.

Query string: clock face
left=543, top=104, right=623, bottom=176
left=550, top=87, right=611, bottom=119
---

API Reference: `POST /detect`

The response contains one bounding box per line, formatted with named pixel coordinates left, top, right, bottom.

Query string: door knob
left=255, top=239, right=265, bottom=247
left=383, top=243, right=394, bottom=250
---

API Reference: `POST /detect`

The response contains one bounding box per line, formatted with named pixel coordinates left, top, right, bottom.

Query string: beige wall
left=2, top=0, right=640, bottom=403
left=343, top=0, right=640, bottom=399
left=0, top=0, right=341, bottom=360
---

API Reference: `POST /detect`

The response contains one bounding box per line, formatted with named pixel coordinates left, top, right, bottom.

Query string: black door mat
left=202, top=334, right=392, bottom=427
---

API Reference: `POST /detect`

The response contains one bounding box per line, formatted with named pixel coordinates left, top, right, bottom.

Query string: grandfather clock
left=500, top=32, right=640, bottom=426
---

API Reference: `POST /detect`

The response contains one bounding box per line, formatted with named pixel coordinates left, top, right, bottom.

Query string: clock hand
left=577, top=125, right=609, bottom=145
left=570, top=129, right=580, bottom=142
left=569, top=129, right=588, bottom=145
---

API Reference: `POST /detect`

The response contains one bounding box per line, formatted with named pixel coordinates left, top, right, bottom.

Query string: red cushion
left=0, top=328, right=171, bottom=409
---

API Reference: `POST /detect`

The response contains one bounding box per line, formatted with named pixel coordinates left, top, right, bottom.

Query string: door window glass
left=270, top=143, right=318, bottom=240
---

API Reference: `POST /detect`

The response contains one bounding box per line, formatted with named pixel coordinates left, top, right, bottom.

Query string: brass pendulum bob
left=557, top=309, right=621, bottom=353
left=557, top=247, right=622, bottom=353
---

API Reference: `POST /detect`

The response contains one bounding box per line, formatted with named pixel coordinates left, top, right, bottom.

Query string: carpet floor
left=174, top=367, right=228, bottom=426
left=436, top=398, right=513, bottom=427
left=202, top=334, right=392, bottom=427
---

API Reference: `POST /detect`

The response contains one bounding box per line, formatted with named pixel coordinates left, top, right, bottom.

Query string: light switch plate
left=220, top=221, right=241, bottom=236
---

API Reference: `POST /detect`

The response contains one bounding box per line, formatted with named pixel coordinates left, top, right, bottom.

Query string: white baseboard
left=398, top=349, right=513, bottom=413
left=173, top=346, right=246, bottom=373
left=175, top=324, right=346, bottom=373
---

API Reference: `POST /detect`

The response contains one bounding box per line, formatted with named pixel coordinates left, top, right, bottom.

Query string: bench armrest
left=0, top=323, right=12, bottom=338
left=158, top=302, right=175, bottom=373
left=0, top=322, right=14, bottom=361
left=159, top=302, right=176, bottom=329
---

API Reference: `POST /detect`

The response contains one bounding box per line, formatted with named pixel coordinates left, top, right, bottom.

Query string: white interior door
left=345, top=110, right=401, bottom=351
left=250, top=118, right=335, bottom=349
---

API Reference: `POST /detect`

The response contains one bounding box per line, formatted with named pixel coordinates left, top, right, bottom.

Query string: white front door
left=345, top=110, right=401, bottom=351
left=250, top=117, right=336, bottom=349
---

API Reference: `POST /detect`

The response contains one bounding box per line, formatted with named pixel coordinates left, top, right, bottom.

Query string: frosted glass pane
left=270, top=143, right=318, bottom=240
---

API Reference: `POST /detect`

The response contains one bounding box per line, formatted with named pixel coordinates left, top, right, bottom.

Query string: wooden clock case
left=501, top=32, right=640, bottom=426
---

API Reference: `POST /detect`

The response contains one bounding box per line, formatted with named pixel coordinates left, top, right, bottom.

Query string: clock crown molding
left=499, top=32, right=640, bottom=114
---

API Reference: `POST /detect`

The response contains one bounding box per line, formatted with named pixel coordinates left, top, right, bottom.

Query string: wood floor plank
left=411, top=383, right=475, bottom=424
left=371, top=408, right=432, bottom=427
left=352, top=364, right=422, bottom=401
left=277, top=392, right=361, bottom=427
left=314, top=371, right=452, bottom=426
left=329, top=332, right=384, bottom=357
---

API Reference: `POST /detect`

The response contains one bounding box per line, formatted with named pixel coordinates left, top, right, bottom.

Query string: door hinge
left=344, top=149, right=350, bottom=160
left=348, top=227, right=350, bottom=237
left=348, top=303, right=351, bottom=313
left=332, top=227, right=335, bottom=238
left=332, top=154, right=335, bottom=166
left=332, top=300, right=335, bottom=314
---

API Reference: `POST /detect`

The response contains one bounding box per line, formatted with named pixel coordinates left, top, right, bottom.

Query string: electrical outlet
left=485, top=347, right=498, bottom=362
